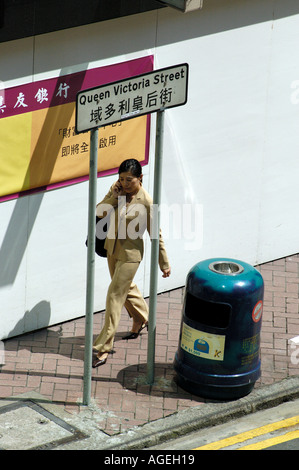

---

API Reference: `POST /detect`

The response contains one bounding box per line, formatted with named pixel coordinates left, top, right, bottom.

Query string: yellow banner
left=0, top=104, right=148, bottom=198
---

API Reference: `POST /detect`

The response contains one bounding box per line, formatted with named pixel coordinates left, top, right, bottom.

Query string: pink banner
left=0, top=56, right=153, bottom=202
left=1, top=56, right=154, bottom=119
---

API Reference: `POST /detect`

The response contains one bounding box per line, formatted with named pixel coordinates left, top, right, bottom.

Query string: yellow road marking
left=239, top=430, right=299, bottom=450
left=193, top=415, right=299, bottom=450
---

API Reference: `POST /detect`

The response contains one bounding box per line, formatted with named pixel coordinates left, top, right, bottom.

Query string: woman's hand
left=162, top=267, right=171, bottom=278
left=112, top=180, right=124, bottom=198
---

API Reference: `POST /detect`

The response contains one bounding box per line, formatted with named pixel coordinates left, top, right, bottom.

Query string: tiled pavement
left=0, top=254, right=299, bottom=436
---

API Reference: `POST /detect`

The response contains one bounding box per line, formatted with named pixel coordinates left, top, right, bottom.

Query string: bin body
left=174, top=258, right=264, bottom=400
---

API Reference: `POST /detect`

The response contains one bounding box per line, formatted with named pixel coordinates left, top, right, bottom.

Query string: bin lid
left=187, top=258, right=264, bottom=300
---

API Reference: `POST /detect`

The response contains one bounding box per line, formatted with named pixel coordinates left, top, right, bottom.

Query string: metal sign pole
left=147, top=110, right=165, bottom=385
left=83, top=127, right=98, bottom=406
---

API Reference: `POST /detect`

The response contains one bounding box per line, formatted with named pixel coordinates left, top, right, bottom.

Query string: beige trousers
left=93, top=253, right=149, bottom=353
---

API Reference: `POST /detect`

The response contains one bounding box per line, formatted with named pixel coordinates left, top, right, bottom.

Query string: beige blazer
left=96, top=184, right=169, bottom=270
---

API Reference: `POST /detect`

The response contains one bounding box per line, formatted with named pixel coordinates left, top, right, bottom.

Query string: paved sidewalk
left=0, top=254, right=299, bottom=444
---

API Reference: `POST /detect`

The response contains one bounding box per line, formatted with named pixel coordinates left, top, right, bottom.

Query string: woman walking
left=92, top=159, right=170, bottom=368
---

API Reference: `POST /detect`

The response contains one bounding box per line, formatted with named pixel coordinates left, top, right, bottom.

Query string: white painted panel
left=258, top=15, right=299, bottom=261
left=1, top=1, right=299, bottom=338
left=154, top=9, right=272, bottom=277
left=0, top=198, right=28, bottom=337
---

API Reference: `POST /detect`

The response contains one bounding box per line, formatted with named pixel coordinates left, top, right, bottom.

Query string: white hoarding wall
left=0, top=0, right=299, bottom=339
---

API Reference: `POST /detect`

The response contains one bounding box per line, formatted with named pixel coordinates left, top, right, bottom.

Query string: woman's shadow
left=2, top=308, right=209, bottom=403
left=4, top=308, right=135, bottom=363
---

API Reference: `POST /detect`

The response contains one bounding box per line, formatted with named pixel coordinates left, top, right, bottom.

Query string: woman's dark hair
left=118, top=159, right=142, bottom=178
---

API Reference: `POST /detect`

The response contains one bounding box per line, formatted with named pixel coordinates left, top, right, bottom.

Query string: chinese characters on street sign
left=75, top=63, right=189, bottom=133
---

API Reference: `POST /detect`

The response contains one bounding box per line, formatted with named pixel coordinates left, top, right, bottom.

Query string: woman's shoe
left=92, top=352, right=109, bottom=368
left=122, top=322, right=148, bottom=340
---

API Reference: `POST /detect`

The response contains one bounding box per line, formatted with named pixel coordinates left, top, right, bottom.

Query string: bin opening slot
left=185, top=292, right=231, bottom=328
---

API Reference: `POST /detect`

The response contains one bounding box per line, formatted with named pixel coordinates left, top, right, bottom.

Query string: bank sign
left=75, top=63, right=188, bottom=133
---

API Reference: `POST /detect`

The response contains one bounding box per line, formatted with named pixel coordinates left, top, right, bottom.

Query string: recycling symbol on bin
left=194, top=338, right=209, bottom=354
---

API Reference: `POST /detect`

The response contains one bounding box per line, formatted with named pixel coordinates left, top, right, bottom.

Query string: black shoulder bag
left=85, top=216, right=107, bottom=258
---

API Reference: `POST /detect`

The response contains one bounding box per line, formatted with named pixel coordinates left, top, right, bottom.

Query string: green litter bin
left=174, top=258, right=264, bottom=400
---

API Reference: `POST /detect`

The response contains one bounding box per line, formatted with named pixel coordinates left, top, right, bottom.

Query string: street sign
left=75, top=63, right=188, bottom=133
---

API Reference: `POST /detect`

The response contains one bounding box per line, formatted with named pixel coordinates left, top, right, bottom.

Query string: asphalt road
left=148, top=398, right=299, bottom=450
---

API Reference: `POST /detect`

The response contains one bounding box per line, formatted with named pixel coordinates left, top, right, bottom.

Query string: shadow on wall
left=0, top=195, right=43, bottom=288
left=5, top=300, right=51, bottom=340
left=0, top=66, right=88, bottom=341
left=0, top=65, right=88, bottom=290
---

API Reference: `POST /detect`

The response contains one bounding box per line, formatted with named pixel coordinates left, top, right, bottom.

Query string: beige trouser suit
left=93, top=184, right=169, bottom=354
